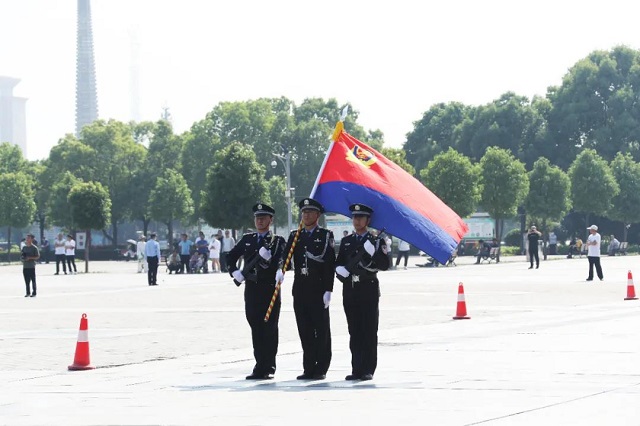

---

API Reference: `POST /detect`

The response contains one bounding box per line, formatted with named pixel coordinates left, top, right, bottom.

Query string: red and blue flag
left=311, top=130, right=468, bottom=264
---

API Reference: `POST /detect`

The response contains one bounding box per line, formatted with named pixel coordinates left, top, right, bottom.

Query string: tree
left=68, top=181, right=112, bottom=272
left=524, top=158, right=572, bottom=258
left=568, top=149, right=619, bottom=234
left=48, top=172, right=82, bottom=229
left=404, top=102, right=471, bottom=173
left=547, top=46, right=640, bottom=166
left=609, top=153, right=640, bottom=241
left=0, top=173, right=36, bottom=261
left=148, top=169, right=194, bottom=243
left=266, top=175, right=299, bottom=233
left=420, top=148, right=480, bottom=218
left=202, top=142, right=270, bottom=230
left=29, top=162, right=50, bottom=244
left=78, top=120, right=146, bottom=247
left=0, top=142, right=28, bottom=174
left=479, top=147, right=529, bottom=252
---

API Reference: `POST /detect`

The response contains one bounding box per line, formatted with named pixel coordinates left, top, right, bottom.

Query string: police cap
left=349, top=203, right=373, bottom=217
left=253, top=202, right=275, bottom=217
left=298, top=197, right=324, bottom=214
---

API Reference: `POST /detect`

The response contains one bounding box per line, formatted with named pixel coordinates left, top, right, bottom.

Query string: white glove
left=275, top=269, right=285, bottom=284
left=232, top=270, right=245, bottom=283
left=364, top=240, right=375, bottom=256
left=323, top=291, right=332, bottom=309
left=336, top=266, right=350, bottom=278
left=259, top=246, right=272, bottom=261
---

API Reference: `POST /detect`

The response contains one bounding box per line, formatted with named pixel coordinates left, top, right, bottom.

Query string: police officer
left=286, top=197, right=336, bottom=380
left=227, top=203, right=286, bottom=380
left=335, top=203, right=389, bottom=381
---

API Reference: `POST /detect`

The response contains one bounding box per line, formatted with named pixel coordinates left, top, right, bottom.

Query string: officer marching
left=335, top=203, right=389, bottom=381
left=227, top=203, right=286, bottom=380
left=285, top=197, right=336, bottom=380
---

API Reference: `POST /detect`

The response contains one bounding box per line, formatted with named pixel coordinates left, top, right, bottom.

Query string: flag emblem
left=346, top=145, right=377, bottom=168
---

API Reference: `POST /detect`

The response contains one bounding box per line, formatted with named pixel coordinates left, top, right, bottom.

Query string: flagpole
left=310, top=106, right=349, bottom=198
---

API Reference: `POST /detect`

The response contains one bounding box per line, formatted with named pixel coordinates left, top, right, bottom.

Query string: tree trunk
left=38, top=214, right=45, bottom=245
left=6, top=226, right=11, bottom=263
left=585, top=213, right=591, bottom=240
left=112, top=222, right=119, bottom=248
left=542, top=218, right=548, bottom=260
left=623, top=223, right=629, bottom=242
left=167, top=220, right=174, bottom=251
left=85, top=229, right=91, bottom=273
left=143, top=217, right=150, bottom=236
left=495, top=218, right=502, bottom=263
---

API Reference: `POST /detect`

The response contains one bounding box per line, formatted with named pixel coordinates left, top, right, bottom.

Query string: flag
left=311, top=129, right=468, bottom=264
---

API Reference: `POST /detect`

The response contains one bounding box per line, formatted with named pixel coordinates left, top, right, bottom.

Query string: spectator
left=474, top=239, right=492, bottom=264
left=167, top=249, right=181, bottom=274
left=177, top=234, right=193, bottom=274
left=65, top=234, right=77, bottom=274
left=54, top=233, right=67, bottom=275
left=608, top=235, right=620, bottom=256
left=220, top=230, right=236, bottom=272
left=394, top=239, right=410, bottom=270
left=209, top=234, right=221, bottom=273
left=586, top=225, right=604, bottom=281
left=21, top=234, right=40, bottom=297
left=40, top=237, right=50, bottom=264
left=136, top=236, right=147, bottom=273
left=527, top=226, right=542, bottom=269
left=548, top=232, right=558, bottom=255
left=195, top=231, right=209, bottom=273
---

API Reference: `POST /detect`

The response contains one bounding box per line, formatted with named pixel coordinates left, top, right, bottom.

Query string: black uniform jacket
left=227, top=231, right=286, bottom=289
left=285, top=227, right=336, bottom=294
left=335, top=232, right=390, bottom=284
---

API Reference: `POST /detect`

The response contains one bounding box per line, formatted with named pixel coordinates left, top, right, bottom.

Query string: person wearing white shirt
left=586, top=225, right=603, bottom=281
left=65, top=234, right=77, bottom=274
left=136, top=236, right=147, bottom=273
left=54, top=233, right=67, bottom=275
left=209, top=235, right=221, bottom=273
left=145, top=233, right=161, bottom=286
left=220, top=230, right=236, bottom=272
left=394, top=239, right=411, bottom=270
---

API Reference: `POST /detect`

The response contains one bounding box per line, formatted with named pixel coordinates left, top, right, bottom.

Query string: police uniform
left=286, top=198, right=336, bottom=380
left=335, top=203, right=389, bottom=381
left=227, top=203, right=286, bottom=380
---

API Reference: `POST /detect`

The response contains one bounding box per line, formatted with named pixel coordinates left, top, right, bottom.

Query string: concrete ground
left=1, top=254, right=639, bottom=425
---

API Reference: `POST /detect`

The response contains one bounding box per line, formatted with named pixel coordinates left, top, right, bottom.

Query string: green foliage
left=419, top=148, right=479, bottom=218
left=266, top=175, right=298, bottom=230
left=148, top=169, right=194, bottom=227
left=479, top=147, right=529, bottom=237
left=0, top=172, right=37, bottom=229
left=48, top=172, right=82, bottom=228
left=202, top=142, right=269, bottom=229
left=568, top=149, right=619, bottom=217
left=68, top=181, right=112, bottom=230
left=503, top=229, right=522, bottom=247
left=547, top=46, right=640, bottom=166
left=609, top=152, right=640, bottom=226
left=0, top=142, right=28, bottom=174
left=525, top=158, right=572, bottom=225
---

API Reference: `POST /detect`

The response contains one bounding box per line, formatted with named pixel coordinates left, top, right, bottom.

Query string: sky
left=2, top=0, right=640, bottom=160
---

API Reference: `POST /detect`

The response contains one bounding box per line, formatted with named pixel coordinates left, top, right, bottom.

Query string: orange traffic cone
left=68, top=313, right=95, bottom=370
left=453, top=282, right=470, bottom=320
left=625, top=270, right=638, bottom=301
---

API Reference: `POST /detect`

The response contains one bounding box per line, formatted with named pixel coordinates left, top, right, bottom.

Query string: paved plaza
left=1, top=254, right=639, bottom=425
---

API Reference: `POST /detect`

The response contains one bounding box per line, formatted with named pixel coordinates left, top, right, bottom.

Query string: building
left=75, top=0, right=99, bottom=136
left=0, top=76, right=27, bottom=156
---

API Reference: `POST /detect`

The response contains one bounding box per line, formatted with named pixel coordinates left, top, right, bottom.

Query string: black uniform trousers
left=245, top=282, right=280, bottom=375
left=23, top=268, right=36, bottom=295
left=343, top=277, right=379, bottom=376
left=293, top=286, right=332, bottom=376
left=587, top=256, right=604, bottom=280
left=529, top=249, right=539, bottom=267
left=55, top=254, right=66, bottom=274
left=147, top=256, right=159, bottom=285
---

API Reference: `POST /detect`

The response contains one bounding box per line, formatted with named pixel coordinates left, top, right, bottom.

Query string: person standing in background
left=220, top=230, right=236, bottom=272
left=178, top=234, right=193, bottom=274
left=54, top=233, right=67, bottom=275
left=65, top=234, right=77, bottom=274
left=40, top=237, right=50, bottom=264
left=145, top=233, right=161, bottom=286
left=21, top=234, right=40, bottom=297
left=527, top=226, right=542, bottom=269
left=586, top=225, right=604, bottom=281
left=136, top=235, right=147, bottom=273
left=209, top=234, right=221, bottom=273
left=394, top=239, right=410, bottom=270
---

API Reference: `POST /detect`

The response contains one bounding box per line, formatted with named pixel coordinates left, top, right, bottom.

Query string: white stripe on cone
left=77, top=330, right=89, bottom=343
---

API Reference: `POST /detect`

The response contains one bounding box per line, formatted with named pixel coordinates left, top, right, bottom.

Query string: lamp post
left=271, top=150, right=293, bottom=232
